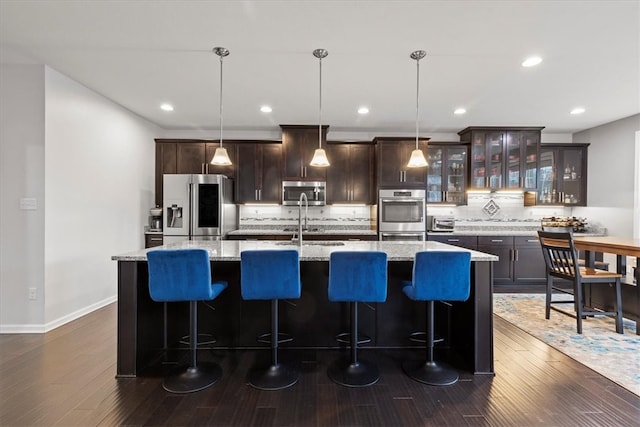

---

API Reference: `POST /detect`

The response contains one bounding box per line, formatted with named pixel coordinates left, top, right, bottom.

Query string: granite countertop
left=112, top=240, right=498, bottom=262
left=428, top=230, right=605, bottom=237
left=228, top=228, right=377, bottom=236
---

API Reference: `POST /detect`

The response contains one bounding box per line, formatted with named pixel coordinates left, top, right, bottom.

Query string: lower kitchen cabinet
left=145, top=233, right=163, bottom=248
left=477, top=236, right=546, bottom=291
left=428, top=234, right=477, bottom=250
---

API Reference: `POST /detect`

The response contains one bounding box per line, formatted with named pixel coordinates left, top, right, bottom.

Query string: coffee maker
left=149, top=207, right=162, bottom=231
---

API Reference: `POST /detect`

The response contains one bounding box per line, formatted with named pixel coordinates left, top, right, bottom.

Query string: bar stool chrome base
left=328, top=358, right=379, bottom=387
left=402, top=360, right=459, bottom=386
left=247, top=363, right=299, bottom=390
left=163, top=362, right=222, bottom=393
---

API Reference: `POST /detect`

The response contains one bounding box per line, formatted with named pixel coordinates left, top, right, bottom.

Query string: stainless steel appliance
left=427, top=215, right=455, bottom=232
left=282, top=181, right=326, bottom=206
left=378, top=189, right=426, bottom=241
left=163, top=174, right=237, bottom=243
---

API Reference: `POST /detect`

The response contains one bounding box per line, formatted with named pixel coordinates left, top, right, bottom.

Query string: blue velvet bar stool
left=327, top=251, right=388, bottom=387
left=240, top=249, right=301, bottom=390
left=402, top=251, right=471, bottom=386
left=147, top=248, right=227, bottom=393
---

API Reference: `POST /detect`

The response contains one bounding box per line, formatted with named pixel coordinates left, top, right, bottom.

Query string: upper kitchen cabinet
left=426, top=144, right=468, bottom=204
left=325, top=142, right=375, bottom=204
left=374, top=138, right=429, bottom=188
left=154, top=139, right=238, bottom=206
left=458, top=127, right=543, bottom=191
left=235, top=142, right=282, bottom=203
left=537, top=143, right=589, bottom=206
left=280, top=125, right=328, bottom=181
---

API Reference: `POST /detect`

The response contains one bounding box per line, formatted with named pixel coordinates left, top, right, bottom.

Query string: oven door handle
left=380, top=199, right=423, bottom=203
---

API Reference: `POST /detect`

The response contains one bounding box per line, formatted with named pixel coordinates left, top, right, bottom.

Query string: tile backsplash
left=239, top=205, right=375, bottom=230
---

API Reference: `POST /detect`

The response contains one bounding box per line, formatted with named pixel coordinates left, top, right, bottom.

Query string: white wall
left=0, top=64, right=46, bottom=330
left=0, top=64, right=160, bottom=332
left=572, top=114, right=640, bottom=238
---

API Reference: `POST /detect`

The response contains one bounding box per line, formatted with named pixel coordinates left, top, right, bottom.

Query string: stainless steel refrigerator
left=162, top=174, right=237, bottom=244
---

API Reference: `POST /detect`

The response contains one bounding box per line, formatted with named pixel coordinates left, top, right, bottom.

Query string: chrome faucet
left=295, top=193, right=308, bottom=246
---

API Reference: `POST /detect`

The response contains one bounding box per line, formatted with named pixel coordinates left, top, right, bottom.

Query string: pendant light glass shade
left=210, top=46, right=232, bottom=166
left=310, top=48, right=330, bottom=167
left=407, top=50, right=428, bottom=168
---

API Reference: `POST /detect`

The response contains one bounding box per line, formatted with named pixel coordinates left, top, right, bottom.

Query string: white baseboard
left=0, top=295, right=117, bottom=334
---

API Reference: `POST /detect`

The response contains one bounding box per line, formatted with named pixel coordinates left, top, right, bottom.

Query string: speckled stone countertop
left=112, top=240, right=498, bottom=262
left=228, top=228, right=377, bottom=236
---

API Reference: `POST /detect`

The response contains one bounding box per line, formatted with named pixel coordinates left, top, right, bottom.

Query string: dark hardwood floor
left=1, top=303, right=639, bottom=426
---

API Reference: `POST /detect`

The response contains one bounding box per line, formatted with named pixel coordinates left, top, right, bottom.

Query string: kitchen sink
left=276, top=241, right=344, bottom=247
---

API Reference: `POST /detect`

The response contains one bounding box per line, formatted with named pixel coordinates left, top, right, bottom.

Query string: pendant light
left=309, top=48, right=330, bottom=167
left=210, top=46, right=232, bottom=166
left=407, top=50, right=428, bottom=168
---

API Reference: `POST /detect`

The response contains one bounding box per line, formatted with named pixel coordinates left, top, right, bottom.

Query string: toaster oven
left=427, top=216, right=455, bottom=232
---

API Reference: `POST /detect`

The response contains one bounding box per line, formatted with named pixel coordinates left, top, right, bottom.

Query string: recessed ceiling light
left=521, top=56, right=542, bottom=67
left=160, top=103, right=174, bottom=112
left=570, top=107, right=586, bottom=115
left=260, top=105, right=272, bottom=113
left=357, top=107, right=369, bottom=115
left=454, top=108, right=467, bottom=115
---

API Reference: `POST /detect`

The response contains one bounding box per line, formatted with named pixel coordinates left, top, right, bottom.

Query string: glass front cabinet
left=458, top=127, right=543, bottom=191
left=427, top=144, right=467, bottom=204
left=537, top=143, right=589, bottom=206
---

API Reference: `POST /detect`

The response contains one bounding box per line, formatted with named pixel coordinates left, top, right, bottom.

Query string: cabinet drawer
left=514, top=236, right=541, bottom=246
left=145, top=234, right=164, bottom=248
left=478, top=236, right=514, bottom=246
left=428, top=235, right=477, bottom=249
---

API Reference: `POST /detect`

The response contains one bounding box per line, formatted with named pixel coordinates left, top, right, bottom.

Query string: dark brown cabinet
left=538, top=143, right=589, bottom=206
left=326, top=142, right=375, bottom=204
left=375, top=138, right=429, bottom=188
left=281, top=125, right=327, bottom=181
left=235, top=142, right=282, bottom=203
left=426, top=144, right=468, bottom=204
left=477, top=236, right=546, bottom=289
left=459, top=127, right=543, bottom=191
left=155, top=139, right=238, bottom=206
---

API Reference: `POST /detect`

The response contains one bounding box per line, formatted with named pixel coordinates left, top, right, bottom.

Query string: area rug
left=493, top=293, right=640, bottom=396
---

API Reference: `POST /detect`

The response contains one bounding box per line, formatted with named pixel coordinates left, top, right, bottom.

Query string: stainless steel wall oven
left=378, top=189, right=426, bottom=241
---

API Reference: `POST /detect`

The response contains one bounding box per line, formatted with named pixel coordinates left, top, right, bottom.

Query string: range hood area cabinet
left=325, top=142, right=375, bottom=204
left=374, top=137, right=429, bottom=189
left=458, top=127, right=543, bottom=191
left=537, top=143, right=589, bottom=206
left=235, top=142, right=283, bottom=203
left=280, top=125, right=328, bottom=181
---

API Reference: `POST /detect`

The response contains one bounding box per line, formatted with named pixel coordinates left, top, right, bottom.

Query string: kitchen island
left=112, top=240, right=497, bottom=378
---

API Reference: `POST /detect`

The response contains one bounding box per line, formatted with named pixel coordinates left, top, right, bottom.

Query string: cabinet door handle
left=447, top=239, right=460, bottom=242
left=258, top=189, right=262, bottom=201
left=519, top=177, right=523, bottom=188
left=149, top=237, right=163, bottom=242
left=201, top=163, right=205, bottom=174
left=490, top=239, right=504, bottom=243
left=484, top=176, right=489, bottom=187
left=527, top=239, right=538, bottom=243
left=514, top=249, right=519, bottom=262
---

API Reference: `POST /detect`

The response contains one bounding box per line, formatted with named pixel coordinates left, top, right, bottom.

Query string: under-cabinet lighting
left=243, top=203, right=279, bottom=207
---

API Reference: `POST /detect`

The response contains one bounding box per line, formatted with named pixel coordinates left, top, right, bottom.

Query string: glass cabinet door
left=560, top=147, right=584, bottom=205
left=538, top=149, right=557, bottom=203
left=506, top=132, right=521, bottom=188
left=427, top=147, right=443, bottom=202
left=470, top=132, right=487, bottom=188
left=523, top=131, right=539, bottom=190
left=487, top=131, right=503, bottom=189
left=444, top=147, right=466, bottom=203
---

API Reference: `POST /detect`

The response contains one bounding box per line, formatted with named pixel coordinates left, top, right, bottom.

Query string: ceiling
left=1, top=1, right=638, bottom=136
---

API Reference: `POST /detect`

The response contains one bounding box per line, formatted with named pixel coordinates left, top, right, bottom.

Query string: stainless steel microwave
left=282, top=181, right=326, bottom=206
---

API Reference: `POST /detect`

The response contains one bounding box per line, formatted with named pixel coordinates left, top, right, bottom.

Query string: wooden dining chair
left=537, top=231, right=623, bottom=334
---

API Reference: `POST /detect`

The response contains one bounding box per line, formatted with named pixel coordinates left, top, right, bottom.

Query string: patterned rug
left=493, top=293, right=640, bottom=396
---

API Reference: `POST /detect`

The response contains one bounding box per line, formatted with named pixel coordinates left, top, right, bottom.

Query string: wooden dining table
left=573, top=236, right=640, bottom=334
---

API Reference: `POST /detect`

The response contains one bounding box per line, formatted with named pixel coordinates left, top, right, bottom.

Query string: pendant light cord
left=318, top=55, right=322, bottom=149
left=219, top=54, right=224, bottom=147
left=415, top=56, right=420, bottom=151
